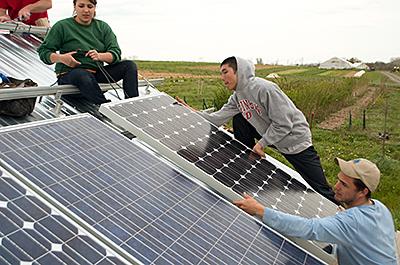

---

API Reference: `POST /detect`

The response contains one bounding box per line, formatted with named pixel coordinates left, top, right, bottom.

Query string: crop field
left=137, top=61, right=400, bottom=229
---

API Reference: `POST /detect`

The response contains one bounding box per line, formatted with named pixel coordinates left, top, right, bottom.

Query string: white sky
left=50, top=0, right=399, bottom=64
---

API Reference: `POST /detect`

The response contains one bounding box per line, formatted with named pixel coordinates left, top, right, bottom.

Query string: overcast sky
left=50, top=0, right=399, bottom=64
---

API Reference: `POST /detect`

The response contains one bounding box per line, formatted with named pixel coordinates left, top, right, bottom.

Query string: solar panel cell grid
left=0, top=171, right=126, bottom=265
left=0, top=115, right=325, bottom=264
left=103, top=94, right=337, bottom=219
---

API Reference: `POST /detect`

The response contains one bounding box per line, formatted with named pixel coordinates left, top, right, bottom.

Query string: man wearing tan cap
left=234, top=157, right=398, bottom=265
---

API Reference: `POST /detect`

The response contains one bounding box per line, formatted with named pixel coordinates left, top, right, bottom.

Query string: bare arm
left=233, top=193, right=265, bottom=218
left=0, top=8, right=11, bottom=22
left=18, top=0, right=52, bottom=19
left=50, top=52, right=81, bottom=68
left=86, top=50, right=114, bottom=64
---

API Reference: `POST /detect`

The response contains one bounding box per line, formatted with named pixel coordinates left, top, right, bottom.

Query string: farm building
left=353, top=62, right=370, bottom=70
left=319, top=57, right=370, bottom=70
left=319, top=57, right=354, bottom=69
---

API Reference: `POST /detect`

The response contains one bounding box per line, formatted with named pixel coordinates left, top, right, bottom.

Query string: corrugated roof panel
left=0, top=33, right=56, bottom=86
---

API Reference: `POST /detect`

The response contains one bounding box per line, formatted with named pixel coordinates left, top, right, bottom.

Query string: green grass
left=157, top=78, right=226, bottom=110
left=256, top=66, right=355, bottom=78
left=314, top=82, right=400, bottom=226
left=264, top=82, right=400, bottom=229
left=273, top=76, right=367, bottom=123
left=317, top=70, right=352, bottom=77
left=255, top=66, right=296, bottom=77
left=275, top=68, right=309, bottom=75
left=137, top=60, right=220, bottom=76
left=141, top=61, right=400, bottom=229
left=366, top=71, right=385, bottom=84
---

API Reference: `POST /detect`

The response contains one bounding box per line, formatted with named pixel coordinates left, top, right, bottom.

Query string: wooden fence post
left=362, top=110, right=366, bottom=129
left=349, top=111, right=352, bottom=129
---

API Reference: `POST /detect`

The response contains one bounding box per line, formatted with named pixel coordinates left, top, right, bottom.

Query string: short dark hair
left=353, top=178, right=371, bottom=199
left=220, top=56, right=237, bottom=73
left=73, top=0, right=97, bottom=5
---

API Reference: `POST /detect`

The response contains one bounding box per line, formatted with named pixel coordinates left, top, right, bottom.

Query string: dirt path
left=381, top=71, right=400, bottom=83
left=318, top=86, right=380, bottom=130
left=319, top=71, right=400, bottom=130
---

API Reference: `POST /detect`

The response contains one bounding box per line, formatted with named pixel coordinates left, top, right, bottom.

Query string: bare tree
left=348, top=57, right=361, bottom=64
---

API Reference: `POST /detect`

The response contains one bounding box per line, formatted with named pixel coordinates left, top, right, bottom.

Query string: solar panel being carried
left=0, top=115, right=326, bottom=264
left=0, top=168, right=127, bottom=265
left=99, top=94, right=338, bottom=219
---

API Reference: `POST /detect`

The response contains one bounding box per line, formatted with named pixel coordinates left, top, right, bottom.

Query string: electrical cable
left=96, top=61, right=159, bottom=97
left=93, top=53, right=158, bottom=98
left=95, top=61, right=123, bottom=99
left=138, top=73, right=156, bottom=90
left=50, top=79, right=58, bottom=87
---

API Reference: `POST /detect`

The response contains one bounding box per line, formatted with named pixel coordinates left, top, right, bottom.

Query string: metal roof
left=0, top=24, right=163, bottom=127
left=0, top=32, right=56, bottom=86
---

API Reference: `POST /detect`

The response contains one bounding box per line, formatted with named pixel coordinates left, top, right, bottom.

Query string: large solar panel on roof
left=0, top=115, right=326, bottom=264
left=0, top=168, right=127, bottom=265
left=99, top=94, right=337, bottom=220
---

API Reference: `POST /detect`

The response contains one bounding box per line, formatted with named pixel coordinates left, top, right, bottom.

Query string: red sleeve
left=0, top=1, right=10, bottom=9
left=25, top=11, right=48, bottom=26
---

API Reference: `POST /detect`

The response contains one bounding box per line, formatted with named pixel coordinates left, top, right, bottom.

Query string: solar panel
left=99, top=94, right=337, bottom=219
left=0, top=115, right=327, bottom=264
left=0, top=168, right=127, bottom=265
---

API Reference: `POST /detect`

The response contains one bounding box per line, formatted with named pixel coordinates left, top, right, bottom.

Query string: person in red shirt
left=0, top=0, right=52, bottom=27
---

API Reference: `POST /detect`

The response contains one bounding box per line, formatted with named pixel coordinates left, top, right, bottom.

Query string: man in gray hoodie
left=201, top=56, right=336, bottom=203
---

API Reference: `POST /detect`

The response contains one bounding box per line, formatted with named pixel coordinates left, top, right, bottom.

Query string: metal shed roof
left=0, top=24, right=162, bottom=127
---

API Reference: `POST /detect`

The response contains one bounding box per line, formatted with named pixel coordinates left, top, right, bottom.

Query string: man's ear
left=360, top=187, right=369, bottom=197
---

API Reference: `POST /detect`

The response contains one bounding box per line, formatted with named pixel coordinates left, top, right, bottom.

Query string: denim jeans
left=58, top=60, right=138, bottom=104
left=232, top=113, right=261, bottom=148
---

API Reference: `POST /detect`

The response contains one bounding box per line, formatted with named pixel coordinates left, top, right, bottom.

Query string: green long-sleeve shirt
left=37, top=17, right=121, bottom=74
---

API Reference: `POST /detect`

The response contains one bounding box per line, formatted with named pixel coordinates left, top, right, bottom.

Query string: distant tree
left=348, top=57, right=361, bottom=64
left=256, top=58, right=264, bottom=65
left=390, top=57, right=400, bottom=63
left=371, top=61, right=391, bottom=71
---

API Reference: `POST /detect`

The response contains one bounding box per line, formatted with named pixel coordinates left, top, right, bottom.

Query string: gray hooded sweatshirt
left=202, top=57, right=312, bottom=155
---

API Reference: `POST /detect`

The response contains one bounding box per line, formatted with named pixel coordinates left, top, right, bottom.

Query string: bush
left=273, top=76, right=368, bottom=123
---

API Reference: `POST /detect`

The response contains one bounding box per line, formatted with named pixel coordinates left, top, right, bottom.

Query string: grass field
left=137, top=61, right=400, bottom=229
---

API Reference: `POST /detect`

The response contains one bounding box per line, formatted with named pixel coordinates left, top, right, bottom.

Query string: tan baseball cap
left=335, top=158, right=380, bottom=192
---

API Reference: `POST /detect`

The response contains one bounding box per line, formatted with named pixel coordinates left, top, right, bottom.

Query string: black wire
left=95, top=61, right=125, bottom=99
left=39, top=79, right=59, bottom=104
left=50, top=79, right=58, bottom=87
